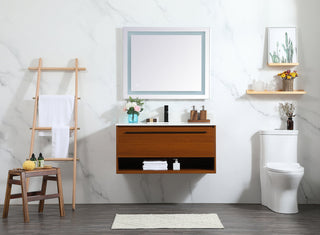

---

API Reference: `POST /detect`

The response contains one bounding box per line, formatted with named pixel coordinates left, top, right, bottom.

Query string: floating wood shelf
left=246, top=90, right=306, bottom=95
left=268, top=63, right=299, bottom=66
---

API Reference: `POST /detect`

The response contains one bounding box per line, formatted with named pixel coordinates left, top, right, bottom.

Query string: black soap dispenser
left=164, top=105, right=169, bottom=122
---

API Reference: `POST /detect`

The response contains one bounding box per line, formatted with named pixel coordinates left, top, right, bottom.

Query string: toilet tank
left=260, top=130, right=298, bottom=166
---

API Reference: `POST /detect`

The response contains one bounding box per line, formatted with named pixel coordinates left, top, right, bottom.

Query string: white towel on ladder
left=52, top=125, right=70, bottom=158
left=38, top=95, right=74, bottom=158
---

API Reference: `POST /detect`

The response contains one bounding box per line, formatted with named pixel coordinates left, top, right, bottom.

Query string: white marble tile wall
left=0, top=0, right=319, bottom=204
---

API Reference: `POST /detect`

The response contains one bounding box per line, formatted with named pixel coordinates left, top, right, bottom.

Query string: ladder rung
left=33, top=97, right=81, bottom=100
left=45, top=158, right=79, bottom=161
left=30, top=127, right=80, bottom=130
left=28, top=67, right=86, bottom=71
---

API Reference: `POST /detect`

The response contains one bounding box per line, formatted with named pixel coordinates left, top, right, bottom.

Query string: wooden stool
left=2, top=167, right=65, bottom=222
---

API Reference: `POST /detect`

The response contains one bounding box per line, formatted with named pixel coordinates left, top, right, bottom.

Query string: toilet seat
left=265, top=162, right=304, bottom=173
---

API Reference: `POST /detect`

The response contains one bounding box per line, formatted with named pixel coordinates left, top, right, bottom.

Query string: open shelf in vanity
left=116, top=123, right=216, bottom=174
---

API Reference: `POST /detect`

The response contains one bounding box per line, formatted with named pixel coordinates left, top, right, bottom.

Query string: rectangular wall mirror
left=123, top=27, right=210, bottom=99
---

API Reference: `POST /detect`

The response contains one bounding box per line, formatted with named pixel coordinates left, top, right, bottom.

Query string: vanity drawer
left=116, top=126, right=215, bottom=158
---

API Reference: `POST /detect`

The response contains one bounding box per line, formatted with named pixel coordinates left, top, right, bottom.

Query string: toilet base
left=264, top=205, right=298, bottom=214
left=262, top=170, right=303, bottom=214
left=263, top=200, right=298, bottom=214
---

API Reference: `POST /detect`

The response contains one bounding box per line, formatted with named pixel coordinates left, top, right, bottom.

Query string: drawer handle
left=124, top=131, right=207, bottom=134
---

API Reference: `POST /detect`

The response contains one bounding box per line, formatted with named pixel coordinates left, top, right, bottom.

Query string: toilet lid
left=266, top=162, right=304, bottom=173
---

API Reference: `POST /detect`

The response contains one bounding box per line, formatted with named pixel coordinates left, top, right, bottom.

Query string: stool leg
left=56, top=168, right=65, bottom=217
left=25, top=178, right=30, bottom=193
left=20, top=172, right=29, bottom=223
left=2, top=172, right=13, bottom=218
left=38, top=176, right=48, bottom=213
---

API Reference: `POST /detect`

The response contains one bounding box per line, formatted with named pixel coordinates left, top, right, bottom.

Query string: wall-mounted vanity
left=123, top=27, right=210, bottom=99
left=116, top=123, right=216, bottom=174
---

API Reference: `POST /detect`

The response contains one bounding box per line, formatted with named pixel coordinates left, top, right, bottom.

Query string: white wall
left=295, top=0, right=320, bottom=204
left=0, top=0, right=319, bottom=204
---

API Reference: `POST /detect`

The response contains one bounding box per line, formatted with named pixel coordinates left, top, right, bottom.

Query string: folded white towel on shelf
left=143, top=167, right=168, bottom=170
left=143, top=160, right=168, bottom=170
left=143, top=165, right=168, bottom=170
left=143, top=168, right=168, bottom=171
left=52, top=125, right=70, bottom=158
left=38, top=95, right=74, bottom=158
left=143, top=161, right=168, bottom=165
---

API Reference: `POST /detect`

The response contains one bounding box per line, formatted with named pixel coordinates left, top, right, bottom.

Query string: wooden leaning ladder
left=28, top=58, right=86, bottom=210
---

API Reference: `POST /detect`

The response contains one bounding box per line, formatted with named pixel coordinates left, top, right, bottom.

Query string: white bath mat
left=111, top=213, right=224, bottom=229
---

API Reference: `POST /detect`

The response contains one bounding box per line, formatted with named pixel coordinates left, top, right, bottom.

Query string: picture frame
left=268, top=27, right=298, bottom=65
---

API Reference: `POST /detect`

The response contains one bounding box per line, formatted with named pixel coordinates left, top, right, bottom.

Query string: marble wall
left=0, top=0, right=319, bottom=204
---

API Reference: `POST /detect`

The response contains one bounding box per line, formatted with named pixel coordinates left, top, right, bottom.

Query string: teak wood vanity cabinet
left=116, top=124, right=216, bottom=174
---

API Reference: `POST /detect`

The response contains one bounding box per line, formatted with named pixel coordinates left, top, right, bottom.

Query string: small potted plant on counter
left=124, top=97, right=144, bottom=123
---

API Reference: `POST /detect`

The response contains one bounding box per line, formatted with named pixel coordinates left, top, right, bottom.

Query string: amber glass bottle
left=287, top=117, right=294, bottom=130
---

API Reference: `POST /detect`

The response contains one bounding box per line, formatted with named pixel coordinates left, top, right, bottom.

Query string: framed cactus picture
left=268, top=27, right=298, bottom=65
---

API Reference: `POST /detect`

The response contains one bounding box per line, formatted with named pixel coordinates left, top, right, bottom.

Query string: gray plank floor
left=1, top=203, right=320, bottom=234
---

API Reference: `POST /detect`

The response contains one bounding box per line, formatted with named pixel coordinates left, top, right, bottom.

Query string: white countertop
left=116, top=122, right=215, bottom=126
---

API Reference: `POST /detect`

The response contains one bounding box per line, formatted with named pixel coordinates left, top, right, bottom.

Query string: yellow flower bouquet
left=277, top=70, right=298, bottom=80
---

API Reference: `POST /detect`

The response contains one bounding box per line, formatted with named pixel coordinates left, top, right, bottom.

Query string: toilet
left=260, top=130, right=304, bottom=214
